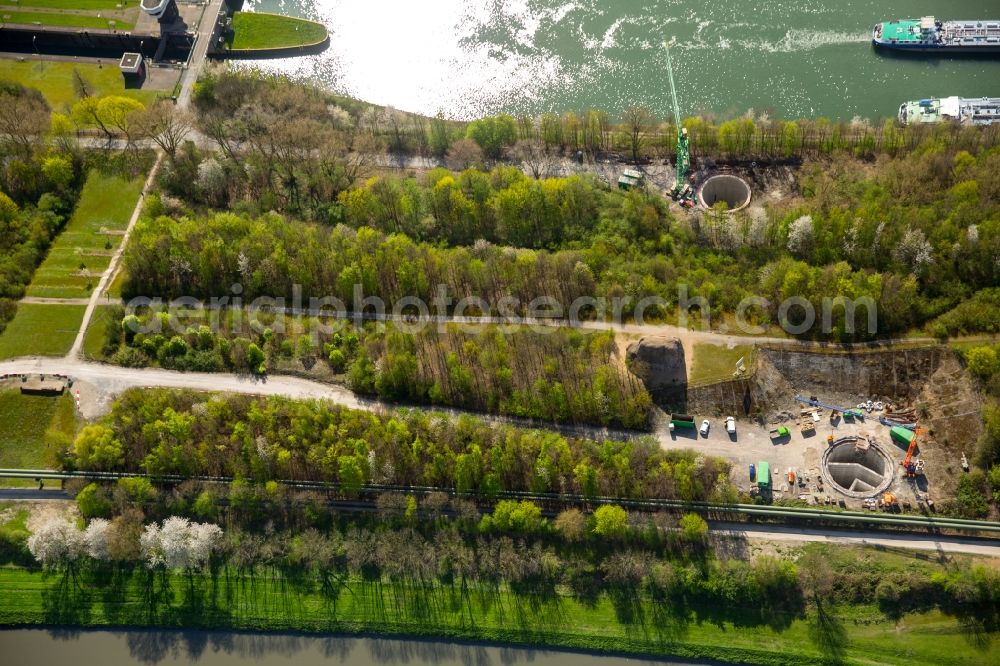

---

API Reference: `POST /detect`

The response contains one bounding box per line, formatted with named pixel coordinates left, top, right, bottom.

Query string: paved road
left=0, top=488, right=70, bottom=502
left=713, top=522, right=1000, bottom=557
left=176, top=0, right=225, bottom=110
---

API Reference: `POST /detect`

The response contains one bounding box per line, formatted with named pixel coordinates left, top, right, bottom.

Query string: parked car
left=699, top=419, right=710, bottom=436
left=725, top=416, right=736, bottom=435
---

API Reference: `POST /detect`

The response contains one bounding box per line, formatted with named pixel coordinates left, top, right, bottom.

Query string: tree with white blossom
left=27, top=516, right=85, bottom=568
left=140, top=517, right=223, bottom=570
left=82, top=518, right=111, bottom=561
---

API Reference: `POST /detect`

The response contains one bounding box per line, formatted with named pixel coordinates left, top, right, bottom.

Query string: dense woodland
left=69, top=389, right=729, bottom=500
left=99, top=306, right=651, bottom=428
left=127, top=141, right=999, bottom=341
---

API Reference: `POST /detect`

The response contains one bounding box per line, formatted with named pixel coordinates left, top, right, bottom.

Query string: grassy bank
left=0, top=389, right=77, bottom=475
left=0, top=10, right=133, bottom=30
left=0, top=60, right=160, bottom=108
left=227, top=12, right=328, bottom=51
left=0, top=304, right=85, bottom=359
left=26, top=169, right=142, bottom=300
left=1, top=0, right=125, bottom=8
left=689, top=343, right=754, bottom=385
left=0, top=566, right=990, bottom=666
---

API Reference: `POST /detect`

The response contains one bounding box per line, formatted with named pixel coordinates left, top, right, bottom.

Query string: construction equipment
left=668, top=413, right=696, bottom=431
left=795, top=395, right=864, bottom=420
left=769, top=426, right=790, bottom=440
left=880, top=415, right=916, bottom=430
left=664, top=42, right=695, bottom=207
left=901, top=427, right=928, bottom=478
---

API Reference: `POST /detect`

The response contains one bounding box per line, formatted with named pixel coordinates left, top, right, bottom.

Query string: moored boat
left=897, top=97, right=1000, bottom=126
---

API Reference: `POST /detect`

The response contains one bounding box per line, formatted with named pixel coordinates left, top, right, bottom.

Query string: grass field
left=228, top=12, right=328, bottom=50
left=0, top=60, right=160, bottom=108
left=0, top=565, right=991, bottom=666
left=0, top=304, right=85, bottom=359
left=0, top=10, right=132, bottom=29
left=0, top=389, right=77, bottom=470
left=82, top=304, right=112, bottom=360
left=689, top=343, right=754, bottom=385
left=26, top=169, right=142, bottom=300
left=0, top=0, right=125, bottom=8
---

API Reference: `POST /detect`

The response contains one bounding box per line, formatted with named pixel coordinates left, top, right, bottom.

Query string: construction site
left=637, top=339, right=983, bottom=513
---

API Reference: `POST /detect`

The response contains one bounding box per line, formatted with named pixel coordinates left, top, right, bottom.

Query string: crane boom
left=664, top=43, right=692, bottom=201
left=902, top=427, right=927, bottom=477
left=666, top=43, right=682, bottom=133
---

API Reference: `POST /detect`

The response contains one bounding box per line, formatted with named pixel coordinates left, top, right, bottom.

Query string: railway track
left=4, top=467, right=999, bottom=538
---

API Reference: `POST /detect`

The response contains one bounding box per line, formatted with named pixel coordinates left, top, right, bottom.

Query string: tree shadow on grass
left=41, top=569, right=93, bottom=625
left=808, top=603, right=848, bottom=665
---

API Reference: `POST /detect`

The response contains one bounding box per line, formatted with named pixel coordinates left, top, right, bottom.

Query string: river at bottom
left=0, top=628, right=721, bottom=666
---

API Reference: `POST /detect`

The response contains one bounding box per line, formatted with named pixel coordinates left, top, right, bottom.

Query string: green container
left=890, top=426, right=915, bottom=445
left=757, top=461, right=770, bottom=488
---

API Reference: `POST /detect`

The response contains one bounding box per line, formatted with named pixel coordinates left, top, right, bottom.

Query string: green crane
left=665, top=43, right=694, bottom=206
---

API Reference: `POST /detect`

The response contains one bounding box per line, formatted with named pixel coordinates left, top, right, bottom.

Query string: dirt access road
left=0, top=354, right=900, bottom=509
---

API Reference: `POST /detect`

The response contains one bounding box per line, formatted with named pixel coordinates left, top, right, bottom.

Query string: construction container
left=670, top=413, right=696, bottom=428
left=890, top=426, right=915, bottom=445
left=757, top=461, right=770, bottom=488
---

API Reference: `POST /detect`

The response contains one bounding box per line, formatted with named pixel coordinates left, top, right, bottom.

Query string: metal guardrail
left=4, top=468, right=1000, bottom=535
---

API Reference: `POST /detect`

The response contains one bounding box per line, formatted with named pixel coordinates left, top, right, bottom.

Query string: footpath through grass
left=227, top=12, right=328, bottom=50
left=0, top=60, right=160, bottom=108
left=26, top=169, right=142, bottom=300
left=0, top=389, right=77, bottom=470
left=0, top=566, right=991, bottom=666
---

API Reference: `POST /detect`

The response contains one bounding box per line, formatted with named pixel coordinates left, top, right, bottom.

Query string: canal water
left=239, top=0, right=1000, bottom=121
left=0, top=629, right=710, bottom=665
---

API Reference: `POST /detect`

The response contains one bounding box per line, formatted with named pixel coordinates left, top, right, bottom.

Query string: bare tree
left=621, top=105, right=656, bottom=164
left=446, top=138, right=484, bottom=170
left=0, top=91, right=50, bottom=158
left=553, top=508, right=586, bottom=542
left=134, top=100, right=193, bottom=161
left=511, top=138, right=555, bottom=179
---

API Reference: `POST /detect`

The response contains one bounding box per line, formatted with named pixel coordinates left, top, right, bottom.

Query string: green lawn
left=26, top=169, right=142, bottom=299
left=0, top=304, right=85, bottom=359
left=689, top=343, right=754, bottom=385
left=0, top=566, right=992, bottom=666
left=0, top=0, right=126, bottom=9
left=228, top=12, right=328, bottom=50
left=0, top=60, right=160, bottom=109
left=0, top=10, right=132, bottom=29
left=82, top=304, right=112, bottom=360
left=0, top=389, right=77, bottom=469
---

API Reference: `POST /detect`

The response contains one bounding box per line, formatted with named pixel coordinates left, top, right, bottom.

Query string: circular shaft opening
left=698, top=175, right=752, bottom=212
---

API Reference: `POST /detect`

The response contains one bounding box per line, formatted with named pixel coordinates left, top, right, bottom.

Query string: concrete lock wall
left=698, top=175, right=752, bottom=212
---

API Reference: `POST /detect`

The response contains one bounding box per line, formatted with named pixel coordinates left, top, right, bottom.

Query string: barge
left=873, top=17, right=1000, bottom=53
